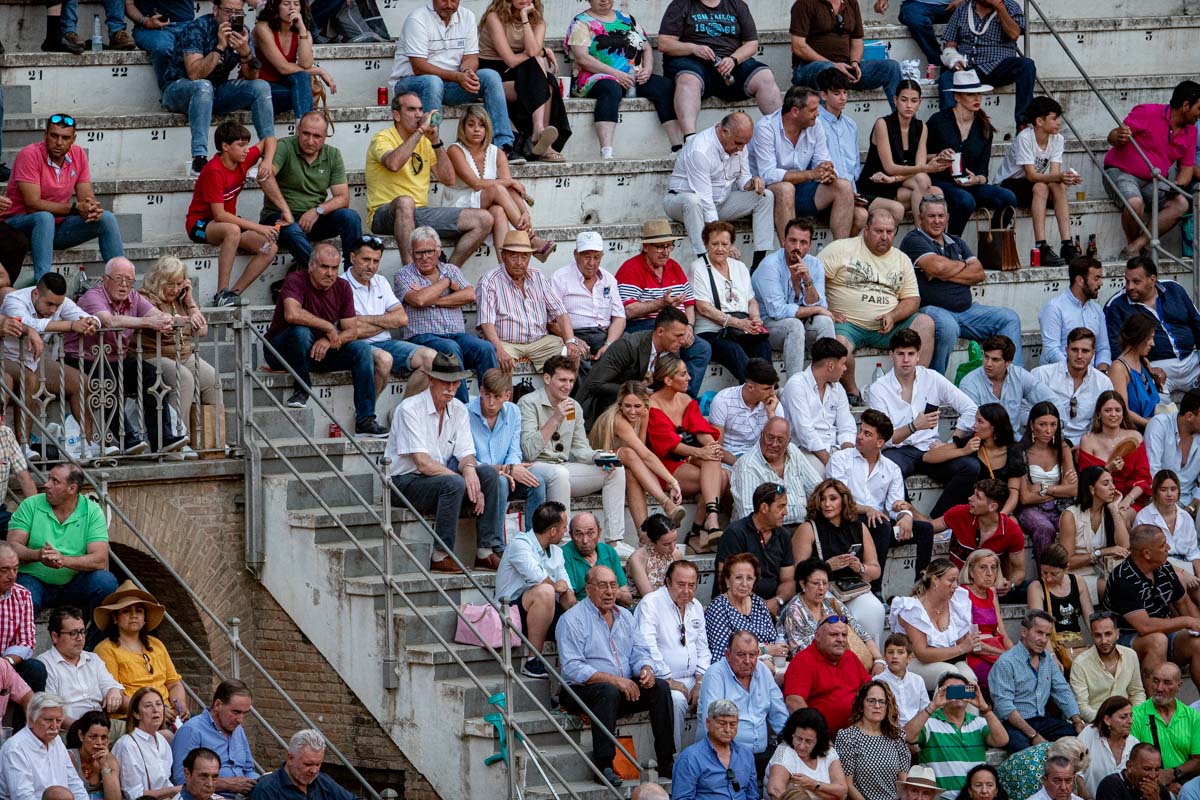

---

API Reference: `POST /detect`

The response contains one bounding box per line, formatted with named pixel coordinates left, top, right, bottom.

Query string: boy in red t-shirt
left=933, top=478, right=1027, bottom=596
left=185, top=120, right=277, bottom=307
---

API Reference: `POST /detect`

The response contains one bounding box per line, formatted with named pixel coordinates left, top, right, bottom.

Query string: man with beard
left=1105, top=255, right=1200, bottom=393
left=1040, top=256, right=1111, bottom=369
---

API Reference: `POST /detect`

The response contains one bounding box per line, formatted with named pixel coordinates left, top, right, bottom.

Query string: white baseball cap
left=575, top=231, right=604, bottom=253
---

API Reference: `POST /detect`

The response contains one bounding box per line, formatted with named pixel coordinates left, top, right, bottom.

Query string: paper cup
left=951, top=152, right=963, bottom=176
left=558, top=76, right=571, bottom=97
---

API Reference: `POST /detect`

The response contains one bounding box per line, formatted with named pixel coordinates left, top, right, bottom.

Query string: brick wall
left=101, top=474, right=438, bottom=799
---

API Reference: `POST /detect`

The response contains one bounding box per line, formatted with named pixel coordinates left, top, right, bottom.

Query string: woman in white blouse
left=888, top=558, right=980, bottom=690
left=766, top=707, right=849, bottom=800
left=1135, top=469, right=1200, bottom=590
left=1078, top=696, right=1135, bottom=797
left=690, top=220, right=771, bottom=383
left=113, top=687, right=180, bottom=799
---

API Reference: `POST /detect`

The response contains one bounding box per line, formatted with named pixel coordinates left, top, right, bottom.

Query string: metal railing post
left=1022, top=0, right=1030, bottom=57
left=1151, top=169, right=1161, bottom=267
left=500, top=595, right=516, bottom=800
left=229, top=617, right=242, bottom=679
left=380, top=458, right=398, bottom=690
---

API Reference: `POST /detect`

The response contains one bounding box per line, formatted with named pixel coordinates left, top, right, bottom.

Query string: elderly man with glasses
left=672, top=698, right=759, bottom=800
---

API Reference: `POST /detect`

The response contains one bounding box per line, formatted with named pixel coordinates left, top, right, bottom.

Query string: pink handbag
left=455, top=603, right=522, bottom=648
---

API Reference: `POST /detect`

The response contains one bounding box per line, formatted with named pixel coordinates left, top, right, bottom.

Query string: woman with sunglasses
left=1105, top=313, right=1161, bottom=430
left=888, top=558, right=979, bottom=690
left=647, top=353, right=730, bottom=551
left=1016, top=402, right=1078, bottom=560
left=834, top=682, right=910, bottom=800
left=779, top=559, right=884, bottom=673
left=1078, top=391, right=1151, bottom=526
left=766, top=707, right=848, bottom=800
left=94, top=582, right=188, bottom=726
left=690, top=220, right=770, bottom=383
left=1058, top=465, right=1130, bottom=603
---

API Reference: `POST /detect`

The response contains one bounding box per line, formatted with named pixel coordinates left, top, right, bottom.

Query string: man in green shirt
left=259, top=110, right=361, bottom=269
left=908, top=672, right=1008, bottom=793
left=560, top=513, right=632, bottom=606
left=7, top=463, right=117, bottom=646
left=1130, top=662, right=1200, bottom=790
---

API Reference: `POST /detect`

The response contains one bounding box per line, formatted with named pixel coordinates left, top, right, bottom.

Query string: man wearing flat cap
left=550, top=231, right=626, bottom=387
left=384, top=352, right=505, bottom=573
left=477, top=230, right=588, bottom=373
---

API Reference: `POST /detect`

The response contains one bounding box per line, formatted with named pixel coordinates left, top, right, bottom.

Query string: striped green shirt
left=917, top=709, right=991, bottom=792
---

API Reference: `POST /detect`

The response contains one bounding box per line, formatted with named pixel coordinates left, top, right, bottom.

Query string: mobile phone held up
left=946, top=684, right=976, bottom=700
left=230, top=13, right=245, bottom=33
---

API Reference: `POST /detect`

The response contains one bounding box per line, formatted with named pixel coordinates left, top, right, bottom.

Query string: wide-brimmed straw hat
left=500, top=230, right=535, bottom=253
left=641, top=219, right=683, bottom=245
left=93, top=580, right=166, bottom=631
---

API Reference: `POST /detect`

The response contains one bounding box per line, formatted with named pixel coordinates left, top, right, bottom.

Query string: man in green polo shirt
left=258, top=110, right=361, bottom=270
left=7, top=463, right=117, bottom=646
left=909, top=672, right=1009, bottom=793
left=1131, top=662, right=1200, bottom=791
left=560, top=513, right=632, bottom=606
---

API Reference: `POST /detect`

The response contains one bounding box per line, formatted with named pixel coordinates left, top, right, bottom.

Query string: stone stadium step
left=2, top=15, right=1192, bottom=116
left=440, top=674, right=557, bottom=724
left=0, top=73, right=1180, bottom=172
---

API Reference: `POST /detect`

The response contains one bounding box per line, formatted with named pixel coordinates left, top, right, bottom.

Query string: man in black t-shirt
left=898, top=194, right=1023, bottom=377
left=715, top=482, right=796, bottom=613
left=1103, top=524, right=1200, bottom=681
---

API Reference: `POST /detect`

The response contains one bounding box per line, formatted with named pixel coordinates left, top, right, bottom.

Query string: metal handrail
left=241, top=319, right=645, bottom=799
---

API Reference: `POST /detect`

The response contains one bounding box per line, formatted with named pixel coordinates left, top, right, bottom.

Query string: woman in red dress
left=646, top=353, right=729, bottom=552
left=1077, top=390, right=1152, bottom=528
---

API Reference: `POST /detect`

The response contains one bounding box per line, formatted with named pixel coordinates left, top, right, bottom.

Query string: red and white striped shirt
left=0, top=583, right=36, bottom=661
left=476, top=265, right=568, bottom=345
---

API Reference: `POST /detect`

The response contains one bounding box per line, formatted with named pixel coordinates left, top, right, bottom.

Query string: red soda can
left=925, top=64, right=937, bottom=80
left=377, top=87, right=388, bottom=106
left=329, top=423, right=342, bottom=438
left=1030, top=247, right=1041, bottom=266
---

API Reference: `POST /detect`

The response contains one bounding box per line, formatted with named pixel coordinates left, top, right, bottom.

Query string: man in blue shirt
left=468, top=368, right=548, bottom=567
left=1040, top=256, right=1112, bottom=369
left=988, top=609, right=1084, bottom=752
left=249, top=729, right=355, bottom=800
left=171, top=679, right=260, bottom=792
left=752, top=218, right=837, bottom=377
left=671, top=698, right=759, bottom=800
left=557, top=565, right=675, bottom=788
left=960, top=335, right=1054, bottom=431
left=1104, top=256, right=1200, bottom=394
left=899, top=194, right=1023, bottom=376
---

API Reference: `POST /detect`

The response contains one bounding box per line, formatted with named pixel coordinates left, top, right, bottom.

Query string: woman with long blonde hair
left=889, top=558, right=980, bottom=689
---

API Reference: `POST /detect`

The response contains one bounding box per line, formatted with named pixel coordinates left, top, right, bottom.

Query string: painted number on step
left=852, top=103, right=871, bottom=114
left=1043, top=281, right=1060, bottom=293
left=317, top=387, right=333, bottom=399
left=475, top=243, right=492, bottom=258
left=193, top=259, right=214, bottom=272
left=1030, top=345, right=1043, bottom=358
left=973, top=286, right=986, bottom=299
left=286, top=124, right=296, bottom=136
left=111, top=67, right=129, bottom=78
left=982, top=96, right=999, bottom=107
left=150, top=129, right=168, bottom=141
left=27, top=69, right=43, bottom=81
left=554, top=177, right=571, bottom=188
left=86, top=131, right=105, bottom=142
left=607, top=241, right=626, bottom=252
left=1145, top=31, right=1154, bottom=40
left=353, top=123, right=370, bottom=134
left=1075, top=34, right=1085, bottom=45
left=389, top=383, right=404, bottom=395
left=1070, top=215, right=1083, bottom=228
left=616, top=176, right=630, bottom=187
left=364, top=60, right=381, bottom=70
left=756, top=45, right=764, bottom=56
left=352, top=186, right=366, bottom=198
left=145, top=194, right=164, bottom=206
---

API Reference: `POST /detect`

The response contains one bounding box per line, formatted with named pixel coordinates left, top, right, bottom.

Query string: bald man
left=664, top=112, right=775, bottom=267
left=1131, top=663, right=1200, bottom=789
left=560, top=513, right=633, bottom=605
left=630, top=783, right=669, bottom=800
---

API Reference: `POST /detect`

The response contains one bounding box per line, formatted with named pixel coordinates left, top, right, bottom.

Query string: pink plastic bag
left=455, top=603, right=522, bottom=648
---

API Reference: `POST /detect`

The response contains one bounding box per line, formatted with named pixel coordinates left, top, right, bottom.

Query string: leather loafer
left=473, top=554, right=501, bottom=571
left=594, top=767, right=623, bottom=788
left=429, top=557, right=463, bottom=574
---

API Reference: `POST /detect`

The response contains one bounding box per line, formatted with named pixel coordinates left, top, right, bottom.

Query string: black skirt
left=479, top=56, right=572, bottom=155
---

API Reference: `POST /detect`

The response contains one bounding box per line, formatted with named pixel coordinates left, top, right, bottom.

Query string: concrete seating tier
left=1, top=73, right=1183, bottom=172
left=3, top=15, right=1193, bottom=117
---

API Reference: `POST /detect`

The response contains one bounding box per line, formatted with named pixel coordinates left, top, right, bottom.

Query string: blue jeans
left=17, top=569, right=119, bottom=649
left=408, top=332, right=499, bottom=403
left=162, top=77, right=275, bottom=158
left=939, top=57, right=1037, bottom=127
left=392, top=73, right=514, bottom=149
left=266, top=325, right=377, bottom=423
left=390, top=463, right=504, bottom=554
left=898, top=0, right=955, bottom=64
left=932, top=179, right=1018, bottom=237
left=63, top=0, right=127, bottom=36
left=370, top=338, right=423, bottom=374
left=792, top=59, right=902, bottom=111
left=5, top=210, right=124, bottom=281
left=622, top=319, right=713, bottom=397
left=133, top=24, right=183, bottom=90
left=494, top=461, right=552, bottom=537
left=921, top=302, right=1024, bottom=375
left=268, top=72, right=315, bottom=116
left=262, top=209, right=362, bottom=270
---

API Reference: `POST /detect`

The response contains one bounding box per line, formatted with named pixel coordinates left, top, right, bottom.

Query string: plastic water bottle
left=73, top=265, right=90, bottom=299
left=91, top=14, right=103, bottom=52
left=870, top=362, right=886, bottom=387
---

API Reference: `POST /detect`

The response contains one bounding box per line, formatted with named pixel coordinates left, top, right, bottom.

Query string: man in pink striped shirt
left=477, top=231, right=590, bottom=372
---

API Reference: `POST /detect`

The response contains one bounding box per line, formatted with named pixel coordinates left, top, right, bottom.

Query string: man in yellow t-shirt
left=820, top=209, right=935, bottom=400
left=364, top=92, right=491, bottom=266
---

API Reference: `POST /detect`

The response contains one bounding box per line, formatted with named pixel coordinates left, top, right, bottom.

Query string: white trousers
left=540, top=461, right=630, bottom=544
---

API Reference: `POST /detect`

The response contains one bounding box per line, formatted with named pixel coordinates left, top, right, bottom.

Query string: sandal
left=531, top=236, right=557, bottom=263
left=665, top=504, right=687, bottom=529
left=697, top=502, right=723, bottom=551
left=539, top=150, right=566, bottom=162
left=684, top=523, right=711, bottom=554
left=531, top=126, right=559, bottom=157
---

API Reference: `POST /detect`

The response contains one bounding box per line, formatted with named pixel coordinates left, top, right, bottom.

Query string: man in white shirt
left=730, top=417, right=821, bottom=524
left=0, top=691, right=87, bottom=800
left=749, top=85, right=857, bottom=245
left=388, top=0, right=516, bottom=158
left=1145, top=389, right=1200, bottom=522
left=709, top=358, right=781, bottom=464
left=495, top=501, right=577, bottom=680
left=634, top=560, right=710, bottom=751
left=342, top=235, right=436, bottom=398
left=385, top=352, right=504, bottom=573
left=549, top=231, right=626, bottom=386
left=1, top=272, right=100, bottom=447
left=959, top=334, right=1055, bottom=432
left=36, top=606, right=125, bottom=727
left=1031, top=327, right=1114, bottom=444
left=1038, top=256, right=1111, bottom=369
left=752, top=217, right=838, bottom=376
left=782, top=337, right=855, bottom=475
left=663, top=112, right=774, bottom=265
left=868, top=327, right=980, bottom=518
left=828, top=409, right=935, bottom=591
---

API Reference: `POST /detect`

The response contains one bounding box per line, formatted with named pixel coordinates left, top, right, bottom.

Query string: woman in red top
left=959, top=548, right=1014, bottom=692
left=646, top=353, right=728, bottom=552
left=1077, top=390, right=1152, bottom=528
left=253, top=0, right=337, bottom=115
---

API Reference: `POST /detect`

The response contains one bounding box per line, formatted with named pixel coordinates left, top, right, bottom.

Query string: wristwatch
left=566, top=338, right=578, bottom=346
left=1092, top=548, right=1103, bottom=560
left=1174, top=768, right=1183, bottom=782
left=315, top=205, right=326, bottom=216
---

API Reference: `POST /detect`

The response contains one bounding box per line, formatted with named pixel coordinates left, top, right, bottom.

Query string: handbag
left=1043, top=581, right=1074, bottom=671
left=454, top=603, right=522, bottom=648
left=975, top=208, right=1021, bottom=271
left=830, top=599, right=873, bottom=671
left=702, top=255, right=769, bottom=348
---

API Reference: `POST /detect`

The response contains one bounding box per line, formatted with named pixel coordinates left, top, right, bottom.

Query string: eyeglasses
left=356, top=235, right=385, bottom=250
left=413, top=248, right=440, bottom=259
left=141, top=652, right=155, bottom=675
left=863, top=697, right=889, bottom=706
left=105, top=276, right=136, bottom=286
left=49, top=114, right=76, bottom=127
left=816, top=614, right=848, bottom=630
left=726, top=768, right=742, bottom=793
left=58, top=629, right=87, bottom=639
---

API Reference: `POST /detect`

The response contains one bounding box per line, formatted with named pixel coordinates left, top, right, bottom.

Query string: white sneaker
left=607, top=540, right=636, bottom=559
left=182, top=445, right=199, bottom=460
left=600, top=146, right=615, bottom=159
left=22, top=445, right=37, bottom=461
left=81, top=441, right=101, bottom=462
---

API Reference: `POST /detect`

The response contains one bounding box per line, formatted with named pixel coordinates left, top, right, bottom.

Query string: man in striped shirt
left=477, top=231, right=589, bottom=372
left=0, top=540, right=46, bottom=727
left=615, top=220, right=697, bottom=334
left=907, top=671, right=1008, bottom=794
